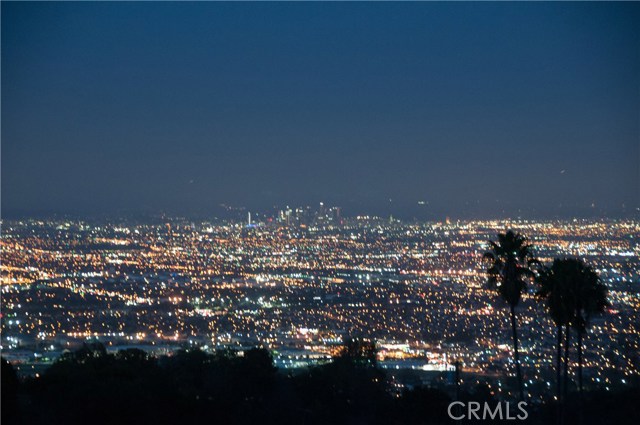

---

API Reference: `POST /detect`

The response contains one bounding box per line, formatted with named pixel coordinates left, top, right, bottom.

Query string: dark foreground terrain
left=2, top=343, right=638, bottom=425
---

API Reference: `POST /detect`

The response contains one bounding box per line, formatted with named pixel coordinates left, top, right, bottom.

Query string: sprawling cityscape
left=2, top=207, right=638, bottom=403
left=3, top=2, right=639, bottom=424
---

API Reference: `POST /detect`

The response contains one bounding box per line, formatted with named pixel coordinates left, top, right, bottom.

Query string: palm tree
left=542, top=259, right=608, bottom=425
left=536, top=259, right=580, bottom=425
left=483, top=230, right=536, bottom=401
left=536, top=261, right=573, bottom=403
left=569, top=260, right=608, bottom=395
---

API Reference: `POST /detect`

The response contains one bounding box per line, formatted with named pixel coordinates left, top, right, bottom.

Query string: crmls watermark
left=447, top=401, right=528, bottom=421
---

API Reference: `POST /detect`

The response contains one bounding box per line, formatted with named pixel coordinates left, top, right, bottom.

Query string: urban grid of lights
left=1, top=213, right=638, bottom=400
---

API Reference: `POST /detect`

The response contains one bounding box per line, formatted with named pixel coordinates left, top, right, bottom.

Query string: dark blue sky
left=2, top=2, right=639, bottom=219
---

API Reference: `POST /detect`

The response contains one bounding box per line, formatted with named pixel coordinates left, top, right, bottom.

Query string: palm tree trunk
left=577, top=330, right=584, bottom=425
left=557, top=325, right=563, bottom=401
left=577, top=330, right=583, bottom=394
left=563, top=325, right=570, bottom=401
left=510, top=305, right=524, bottom=401
left=556, top=325, right=563, bottom=425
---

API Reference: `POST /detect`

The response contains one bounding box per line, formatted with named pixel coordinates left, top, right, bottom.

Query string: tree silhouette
left=483, top=230, right=537, bottom=400
left=537, top=257, right=609, bottom=425
left=1, top=358, right=20, bottom=425
left=566, top=259, right=608, bottom=395
left=294, top=337, right=388, bottom=424
left=536, top=259, right=579, bottom=425
left=338, top=338, right=377, bottom=367
left=536, top=260, right=573, bottom=403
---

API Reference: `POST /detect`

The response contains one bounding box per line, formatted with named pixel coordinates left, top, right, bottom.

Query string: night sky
left=2, top=2, right=639, bottom=219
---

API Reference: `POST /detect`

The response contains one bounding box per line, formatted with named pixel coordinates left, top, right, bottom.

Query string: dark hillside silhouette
left=2, top=337, right=638, bottom=425
left=2, top=342, right=446, bottom=425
